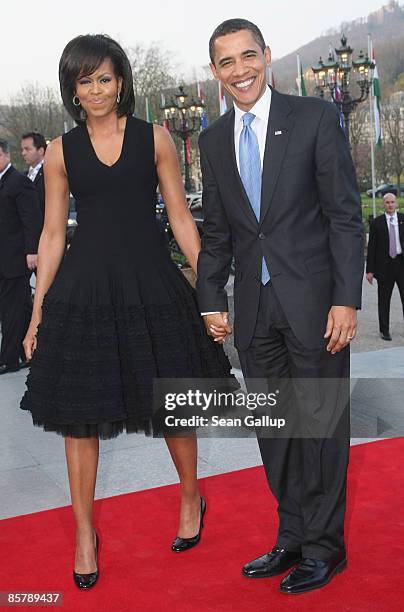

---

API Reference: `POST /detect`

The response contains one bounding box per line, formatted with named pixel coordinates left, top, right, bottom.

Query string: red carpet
left=0, top=438, right=403, bottom=612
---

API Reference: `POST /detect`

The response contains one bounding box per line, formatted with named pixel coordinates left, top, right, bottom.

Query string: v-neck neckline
left=84, top=116, right=129, bottom=169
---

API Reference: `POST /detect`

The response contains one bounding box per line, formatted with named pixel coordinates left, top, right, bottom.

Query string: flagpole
left=296, top=55, right=301, bottom=96
left=368, top=34, right=377, bottom=219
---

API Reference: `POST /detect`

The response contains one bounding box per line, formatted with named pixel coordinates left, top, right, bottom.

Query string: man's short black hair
left=0, top=139, right=10, bottom=154
left=209, top=18, right=266, bottom=64
left=22, top=132, right=47, bottom=152
left=59, top=34, right=135, bottom=124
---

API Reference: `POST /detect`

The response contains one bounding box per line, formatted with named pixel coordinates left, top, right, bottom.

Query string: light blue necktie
left=239, top=112, right=270, bottom=284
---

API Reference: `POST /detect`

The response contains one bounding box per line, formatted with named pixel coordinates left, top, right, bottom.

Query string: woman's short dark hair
left=209, top=18, right=266, bottom=64
left=59, top=34, right=135, bottom=124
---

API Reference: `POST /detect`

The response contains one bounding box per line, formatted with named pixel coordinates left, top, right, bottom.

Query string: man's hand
left=203, top=312, right=232, bottom=343
left=324, top=306, right=357, bottom=355
left=26, top=254, right=38, bottom=270
left=366, top=272, right=374, bottom=285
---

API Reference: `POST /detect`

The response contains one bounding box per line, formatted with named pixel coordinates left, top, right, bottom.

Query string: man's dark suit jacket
left=33, top=165, right=45, bottom=222
left=0, top=165, right=42, bottom=278
left=366, top=213, right=404, bottom=281
left=196, top=88, right=364, bottom=351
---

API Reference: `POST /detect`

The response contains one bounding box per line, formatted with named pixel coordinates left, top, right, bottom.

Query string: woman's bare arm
left=24, top=137, right=69, bottom=358
left=154, top=124, right=201, bottom=273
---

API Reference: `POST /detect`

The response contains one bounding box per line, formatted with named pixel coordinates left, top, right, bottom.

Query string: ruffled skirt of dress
left=20, top=259, right=235, bottom=439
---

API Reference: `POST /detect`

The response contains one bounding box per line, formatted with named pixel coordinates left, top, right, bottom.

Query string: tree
left=382, top=102, right=404, bottom=192
left=349, top=106, right=371, bottom=187
left=0, top=84, right=70, bottom=148
left=375, top=142, right=393, bottom=184
left=126, top=43, right=179, bottom=121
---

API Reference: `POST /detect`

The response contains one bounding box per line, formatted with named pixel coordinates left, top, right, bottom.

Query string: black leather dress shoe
left=280, top=555, right=347, bottom=594
left=380, top=332, right=392, bottom=341
left=19, top=359, right=31, bottom=369
left=73, top=530, right=99, bottom=590
left=0, top=363, right=20, bottom=375
left=171, top=497, right=206, bottom=552
left=242, top=547, right=302, bottom=578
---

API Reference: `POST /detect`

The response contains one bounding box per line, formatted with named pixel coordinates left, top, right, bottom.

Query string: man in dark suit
left=366, top=193, right=404, bottom=341
left=0, top=139, right=42, bottom=374
left=196, top=19, right=363, bottom=595
left=21, top=132, right=47, bottom=225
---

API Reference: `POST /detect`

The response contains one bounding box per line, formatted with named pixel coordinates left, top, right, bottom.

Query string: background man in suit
left=0, top=139, right=42, bottom=374
left=197, top=19, right=363, bottom=595
left=366, top=193, right=404, bottom=341
left=21, top=132, right=47, bottom=225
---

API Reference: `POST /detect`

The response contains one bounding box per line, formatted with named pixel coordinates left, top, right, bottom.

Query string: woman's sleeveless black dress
left=20, top=116, right=233, bottom=439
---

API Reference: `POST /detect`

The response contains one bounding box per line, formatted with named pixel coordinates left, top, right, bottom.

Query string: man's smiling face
left=210, top=29, right=271, bottom=112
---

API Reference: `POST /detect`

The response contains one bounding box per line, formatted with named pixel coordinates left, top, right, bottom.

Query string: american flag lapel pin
left=274, top=130, right=282, bottom=135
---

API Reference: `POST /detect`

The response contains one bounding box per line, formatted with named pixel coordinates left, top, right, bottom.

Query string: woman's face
left=74, top=58, right=123, bottom=119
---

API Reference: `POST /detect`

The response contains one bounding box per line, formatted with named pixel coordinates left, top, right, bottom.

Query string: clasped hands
left=203, top=305, right=357, bottom=354
left=203, top=312, right=232, bottom=344
left=26, top=254, right=38, bottom=270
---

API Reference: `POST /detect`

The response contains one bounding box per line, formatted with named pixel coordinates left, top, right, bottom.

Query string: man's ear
left=264, top=46, right=272, bottom=66
left=210, top=62, right=219, bottom=81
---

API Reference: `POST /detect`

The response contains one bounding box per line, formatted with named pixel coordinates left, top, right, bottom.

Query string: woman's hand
left=23, top=319, right=41, bottom=360
left=203, top=312, right=232, bottom=343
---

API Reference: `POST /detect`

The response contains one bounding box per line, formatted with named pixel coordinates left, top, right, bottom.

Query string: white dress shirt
left=27, top=161, right=43, bottom=182
left=201, top=87, right=272, bottom=316
left=234, top=85, right=272, bottom=171
left=0, top=162, right=11, bottom=180
left=385, top=211, right=402, bottom=255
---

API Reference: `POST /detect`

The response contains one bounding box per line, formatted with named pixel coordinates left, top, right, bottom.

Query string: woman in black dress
left=21, top=34, right=232, bottom=589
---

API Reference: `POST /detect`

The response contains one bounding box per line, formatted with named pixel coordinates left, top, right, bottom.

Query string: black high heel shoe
left=73, top=529, right=99, bottom=589
left=171, top=497, right=206, bottom=552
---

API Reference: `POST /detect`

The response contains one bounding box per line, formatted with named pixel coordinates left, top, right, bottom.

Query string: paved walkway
left=0, top=276, right=403, bottom=520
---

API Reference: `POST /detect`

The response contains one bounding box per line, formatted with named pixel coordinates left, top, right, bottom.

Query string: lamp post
left=162, top=85, right=205, bottom=193
left=312, top=35, right=374, bottom=143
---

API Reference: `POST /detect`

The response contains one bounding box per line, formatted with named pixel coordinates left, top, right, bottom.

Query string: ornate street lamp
left=162, top=85, right=205, bottom=192
left=312, top=34, right=375, bottom=142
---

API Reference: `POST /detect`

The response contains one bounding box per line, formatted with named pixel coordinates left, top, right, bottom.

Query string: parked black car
left=366, top=183, right=404, bottom=198
left=66, top=196, right=77, bottom=245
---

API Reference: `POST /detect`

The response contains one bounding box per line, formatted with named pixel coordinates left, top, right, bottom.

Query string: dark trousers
left=0, top=274, right=32, bottom=366
left=238, top=282, right=350, bottom=562
left=377, top=255, right=404, bottom=334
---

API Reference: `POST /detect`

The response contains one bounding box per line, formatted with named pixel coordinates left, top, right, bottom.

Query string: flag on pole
left=219, top=81, right=227, bottom=115
left=185, top=136, right=192, bottom=164
left=372, top=58, right=382, bottom=147
left=145, top=97, right=154, bottom=123
left=198, top=82, right=209, bottom=130
left=201, top=113, right=209, bottom=130
left=333, top=85, right=346, bottom=133
left=368, top=34, right=378, bottom=217
left=296, top=55, right=307, bottom=96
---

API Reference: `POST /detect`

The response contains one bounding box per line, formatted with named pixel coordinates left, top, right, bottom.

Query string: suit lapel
left=221, top=109, right=259, bottom=227
left=397, top=213, right=404, bottom=247
left=380, top=215, right=389, bottom=245
left=260, top=89, right=294, bottom=225
left=0, top=165, right=14, bottom=192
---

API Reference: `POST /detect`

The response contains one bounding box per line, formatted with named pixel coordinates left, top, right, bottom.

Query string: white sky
left=2, top=0, right=385, bottom=101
